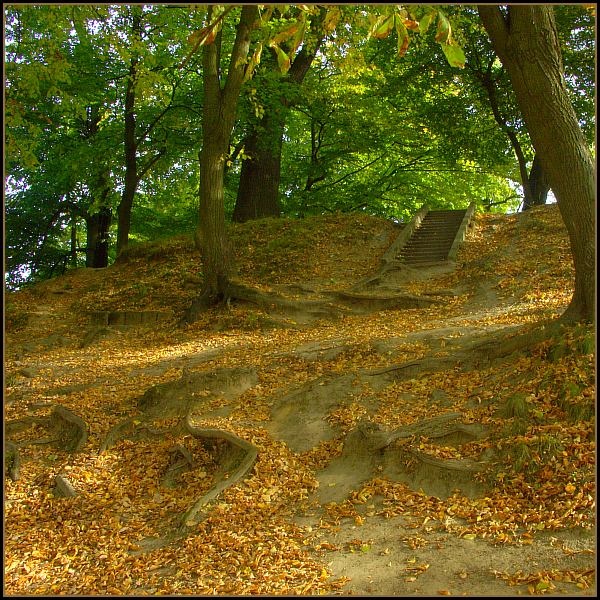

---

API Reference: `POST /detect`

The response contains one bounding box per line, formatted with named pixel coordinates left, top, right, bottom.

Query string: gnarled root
left=179, top=415, right=258, bottom=529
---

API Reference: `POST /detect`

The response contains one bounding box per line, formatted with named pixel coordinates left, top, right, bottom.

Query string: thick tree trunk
left=187, top=5, right=258, bottom=312
left=232, top=22, right=324, bottom=223
left=522, top=153, right=550, bottom=211
left=479, top=5, right=595, bottom=322
left=85, top=204, right=112, bottom=268
left=197, top=134, right=231, bottom=303
left=232, top=118, right=285, bottom=222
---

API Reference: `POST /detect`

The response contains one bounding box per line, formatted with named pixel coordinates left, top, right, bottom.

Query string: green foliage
left=4, top=4, right=593, bottom=288
left=510, top=441, right=533, bottom=473
left=558, top=381, right=594, bottom=423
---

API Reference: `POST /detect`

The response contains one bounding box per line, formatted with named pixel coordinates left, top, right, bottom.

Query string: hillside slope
left=4, top=206, right=595, bottom=596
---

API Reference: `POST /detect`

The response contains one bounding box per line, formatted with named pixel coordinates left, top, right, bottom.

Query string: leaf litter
left=4, top=206, right=595, bottom=595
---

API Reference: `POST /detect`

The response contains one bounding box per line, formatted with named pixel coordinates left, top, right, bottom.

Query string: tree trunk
left=85, top=204, right=112, bottom=268
left=116, top=13, right=141, bottom=255
left=188, top=5, right=258, bottom=311
left=522, top=153, right=550, bottom=211
left=197, top=133, right=231, bottom=303
left=116, top=65, right=138, bottom=254
left=479, top=5, right=595, bottom=322
left=232, top=118, right=285, bottom=222
left=70, top=211, right=78, bottom=268
left=232, top=20, right=325, bottom=223
left=477, top=67, right=534, bottom=208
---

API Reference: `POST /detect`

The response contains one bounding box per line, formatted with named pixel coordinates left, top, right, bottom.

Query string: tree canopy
left=4, top=4, right=595, bottom=295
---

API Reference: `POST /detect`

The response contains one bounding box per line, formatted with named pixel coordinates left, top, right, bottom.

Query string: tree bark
left=85, top=203, right=112, bottom=268
left=479, top=5, right=595, bottom=322
left=232, top=16, right=325, bottom=223
left=117, top=41, right=139, bottom=255
left=70, top=208, right=78, bottom=268
left=190, top=5, right=259, bottom=309
left=476, top=64, right=534, bottom=207
left=116, top=11, right=168, bottom=255
left=232, top=117, right=285, bottom=222
left=522, top=153, right=550, bottom=211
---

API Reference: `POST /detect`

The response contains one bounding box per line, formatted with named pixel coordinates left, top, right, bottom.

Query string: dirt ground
left=4, top=208, right=596, bottom=596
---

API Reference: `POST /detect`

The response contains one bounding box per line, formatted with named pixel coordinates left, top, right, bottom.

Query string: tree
left=232, top=7, right=326, bottom=222
left=187, top=5, right=259, bottom=312
left=478, top=5, right=595, bottom=322
left=114, top=5, right=196, bottom=254
left=276, top=7, right=516, bottom=221
left=5, top=5, right=200, bottom=278
left=4, top=6, right=117, bottom=275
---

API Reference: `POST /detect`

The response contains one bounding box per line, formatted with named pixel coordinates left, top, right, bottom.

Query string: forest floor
left=4, top=205, right=596, bottom=596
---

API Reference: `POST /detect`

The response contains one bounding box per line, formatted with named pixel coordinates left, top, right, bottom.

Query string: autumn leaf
left=435, top=11, right=451, bottom=43
left=271, top=23, right=300, bottom=47
left=270, top=44, right=291, bottom=74
left=395, top=18, right=410, bottom=57
left=440, top=43, right=466, bottom=69
left=418, top=9, right=437, bottom=34
left=370, top=14, right=395, bottom=39
left=323, top=7, right=341, bottom=34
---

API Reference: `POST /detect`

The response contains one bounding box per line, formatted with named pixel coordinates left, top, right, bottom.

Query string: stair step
left=402, top=242, right=456, bottom=248
left=400, top=252, right=450, bottom=258
left=397, top=208, right=470, bottom=265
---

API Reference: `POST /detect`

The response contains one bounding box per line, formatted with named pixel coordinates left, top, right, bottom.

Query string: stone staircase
left=397, top=208, right=469, bottom=265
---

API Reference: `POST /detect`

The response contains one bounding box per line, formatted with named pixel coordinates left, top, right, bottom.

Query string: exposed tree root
left=137, top=366, right=259, bottom=419
left=99, top=416, right=185, bottom=453
left=323, top=289, right=443, bottom=312
left=317, top=416, right=490, bottom=504
left=6, top=405, right=88, bottom=454
left=346, top=414, right=465, bottom=452
left=181, top=280, right=445, bottom=325
left=53, top=473, right=78, bottom=498
left=179, top=415, right=259, bottom=529
left=5, top=441, right=21, bottom=481
left=225, top=282, right=343, bottom=321
left=100, top=411, right=259, bottom=548
left=360, top=323, right=558, bottom=384
left=465, top=319, right=562, bottom=360
left=162, top=443, right=196, bottom=489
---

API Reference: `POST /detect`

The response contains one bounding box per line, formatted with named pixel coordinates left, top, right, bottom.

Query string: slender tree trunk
left=117, top=66, right=138, bottom=254
left=479, top=5, right=595, bottom=322
left=478, top=69, right=534, bottom=207
left=70, top=210, right=78, bottom=268
left=116, top=13, right=141, bottom=255
left=187, top=5, right=258, bottom=312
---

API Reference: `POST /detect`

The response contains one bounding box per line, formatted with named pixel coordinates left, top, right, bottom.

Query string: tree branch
left=222, top=5, right=259, bottom=118
left=478, top=6, right=510, bottom=56
left=313, top=153, right=386, bottom=191
left=136, top=82, right=178, bottom=146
